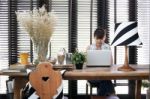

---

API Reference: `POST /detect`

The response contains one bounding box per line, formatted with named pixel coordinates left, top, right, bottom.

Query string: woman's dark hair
left=94, top=28, right=106, bottom=39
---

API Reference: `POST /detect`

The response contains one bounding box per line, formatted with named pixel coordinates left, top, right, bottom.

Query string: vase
left=75, top=63, right=83, bottom=69
left=31, top=37, right=51, bottom=65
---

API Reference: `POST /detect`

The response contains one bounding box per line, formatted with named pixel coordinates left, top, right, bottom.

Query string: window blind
left=109, top=0, right=129, bottom=64
left=77, top=0, right=97, bottom=94
left=51, top=0, right=69, bottom=94
left=137, top=0, right=150, bottom=64
left=0, top=0, right=37, bottom=94
left=17, top=0, right=37, bottom=63
left=51, top=0, right=69, bottom=57
left=0, top=0, right=9, bottom=94
left=77, top=0, right=97, bottom=51
left=109, top=0, right=129, bottom=94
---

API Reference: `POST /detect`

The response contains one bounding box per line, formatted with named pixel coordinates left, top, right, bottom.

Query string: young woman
left=86, top=28, right=119, bottom=99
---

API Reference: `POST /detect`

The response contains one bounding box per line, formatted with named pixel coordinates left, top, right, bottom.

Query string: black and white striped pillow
left=111, top=22, right=142, bottom=46
left=22, top=82, right=63, bottom=99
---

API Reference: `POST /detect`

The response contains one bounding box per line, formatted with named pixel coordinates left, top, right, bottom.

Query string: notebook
left=86, top=50, right=112, bottom=67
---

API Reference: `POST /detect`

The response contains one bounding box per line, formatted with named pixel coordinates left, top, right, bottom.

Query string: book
left=9, top=63, right=34, bottom=70
left=2, top=69, right=21, bottom=73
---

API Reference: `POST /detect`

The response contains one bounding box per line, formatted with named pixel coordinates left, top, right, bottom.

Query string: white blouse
left=87, top=43, right=111, bottom=50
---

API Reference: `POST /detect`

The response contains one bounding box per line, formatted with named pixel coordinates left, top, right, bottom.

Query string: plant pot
left=146, top=89, right=150, bottom=99
left=75, top=63, right=83, bottom=69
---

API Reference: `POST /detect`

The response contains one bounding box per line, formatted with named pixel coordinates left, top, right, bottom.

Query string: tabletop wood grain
left=0, top=64, right=149, bottom=80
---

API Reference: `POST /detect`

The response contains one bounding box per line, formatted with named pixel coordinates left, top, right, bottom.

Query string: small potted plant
left=142, top=80, right=150, bottom=99
left=71, top=51, right=86, bottom=69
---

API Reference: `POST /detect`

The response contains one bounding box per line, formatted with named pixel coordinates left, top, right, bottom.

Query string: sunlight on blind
left=0, top=0, right=9, bottom=93
left=51, top=0, right=68, bottom=57
left=77, top=0, right=97, bottom=52
left=51, top=0, right=69, bottom=94
left=109, top=0, right=129, bottom=94
left=77, top=0, right=97, bottom=94
left=17, top=1, right=36, bottom=62
left=137, top=0, right=150, bottom=64
left=109, top=0, right=129, bottom=64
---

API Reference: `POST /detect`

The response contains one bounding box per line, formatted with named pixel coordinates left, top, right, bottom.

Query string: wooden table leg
left=68, top=80, right=77, bottom=99
left=13, top=77, right=28, bottom=99
left=135, top=80, right=142, bottom=99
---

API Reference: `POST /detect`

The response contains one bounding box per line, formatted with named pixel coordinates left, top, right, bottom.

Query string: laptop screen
left=86, top=50, right=111, bottom=67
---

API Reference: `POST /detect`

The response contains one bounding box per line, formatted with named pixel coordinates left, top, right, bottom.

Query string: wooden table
left=0, top=64, right=149, bottom=99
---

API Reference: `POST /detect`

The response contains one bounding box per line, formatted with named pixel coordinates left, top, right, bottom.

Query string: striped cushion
left=22, top=82, right=63, bottom=99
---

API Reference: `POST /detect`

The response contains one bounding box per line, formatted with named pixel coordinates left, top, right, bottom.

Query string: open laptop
left=86, top=50, right=111, bottom=67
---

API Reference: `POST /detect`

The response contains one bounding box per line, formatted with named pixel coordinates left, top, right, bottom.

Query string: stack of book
left=4, top=63, right=35, bottom=72
left=9, top=63, right=27, bottom=70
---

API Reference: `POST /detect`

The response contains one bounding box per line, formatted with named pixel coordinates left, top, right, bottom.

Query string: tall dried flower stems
left=16, top=6, right=56, bottom=41
left=16, top=5, right=56, bottom=63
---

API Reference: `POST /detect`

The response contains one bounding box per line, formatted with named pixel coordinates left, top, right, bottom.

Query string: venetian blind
left=77, top=0, right=97, bottom=51
left=0, top=0, right=37, bottom=94
left=109, top=0, right=129, bottom=94
left=17, top=0, right=37, bottom=62
left=51, top=0, right=69, bottom=94
left=77, top=0, right=97, bottom=94
left=0, top=0, right=9, bottom=94
left=137, top=1, right=150, bottom=93
left=51, top=0, right=69, bottom=57
left=109, top=0, right=129, bottom=64
left=137, top=0, right=150, bottom=64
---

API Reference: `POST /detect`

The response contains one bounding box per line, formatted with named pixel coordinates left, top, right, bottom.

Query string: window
left=137, top=0, right=150, bottom=94
left=17, top=0, right=37, bottom=62
left=109, top=0, right=129, bottom=64
left=0, top=0, right=9, bottom=94
left=77, top=0, right=97, bottom=94
left=51, top=0, right=69, bottom=57
left=77, top=0, right=97, bottom=51
left=51, top=0, right=69, bottom=94
left=109, top=0, right=129, bottom=94
left=137, top=0, right=150, bottom=65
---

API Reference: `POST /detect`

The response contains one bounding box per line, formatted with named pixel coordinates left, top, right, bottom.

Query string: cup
left=66, top=53, right=72, bottom=64
left=20, top=53, right=29, bottom=65
left=57, top=54, right=65, bottom=65
left=48, top=57, right=57, bottom=65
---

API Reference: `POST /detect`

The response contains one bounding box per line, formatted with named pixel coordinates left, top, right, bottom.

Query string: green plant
left=71, top=51, right=86, bottom=64
left=142, top=80, right=150, bottom=88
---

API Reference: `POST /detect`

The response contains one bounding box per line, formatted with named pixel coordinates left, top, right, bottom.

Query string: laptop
left=86, top=50, right=111, bottom=67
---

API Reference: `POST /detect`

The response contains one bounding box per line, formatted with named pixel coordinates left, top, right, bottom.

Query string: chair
left=21, top=62, right=64, bottom=99
left=86, top=81, right=97, bottom=97
left=86, top=80, right=116, bottom=99
left=86, top=82, right=107, bottom=99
